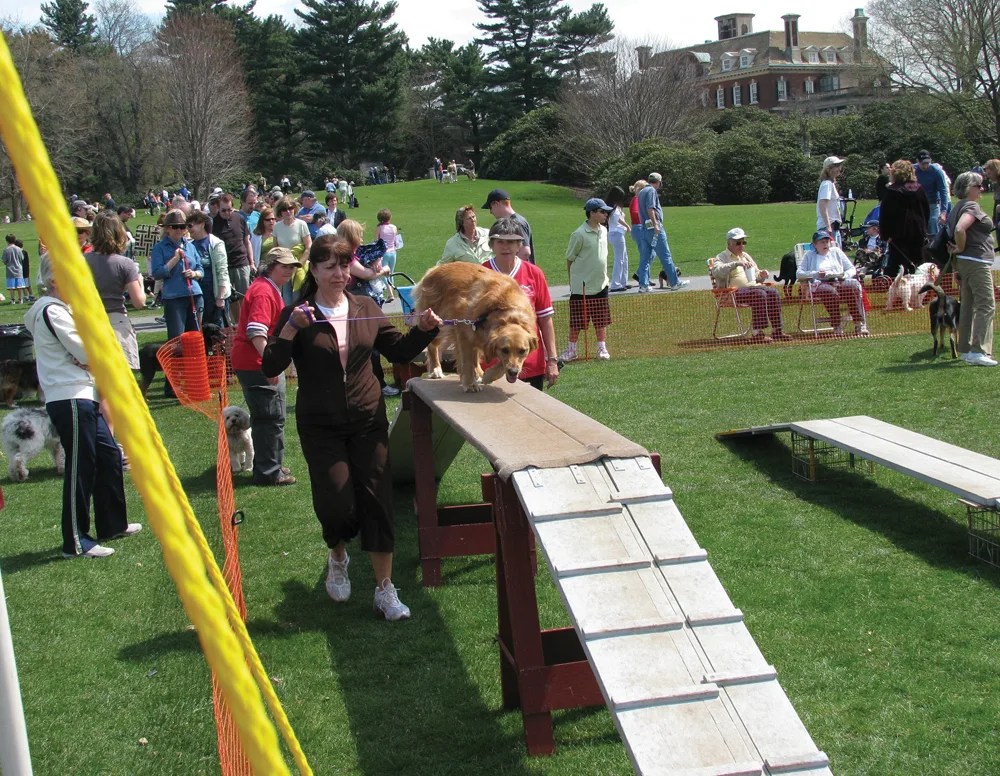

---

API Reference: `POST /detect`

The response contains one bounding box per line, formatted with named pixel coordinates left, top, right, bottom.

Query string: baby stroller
left=838, top=196, right=859, bottom=251
left=388, top=272, right=418, bottom=325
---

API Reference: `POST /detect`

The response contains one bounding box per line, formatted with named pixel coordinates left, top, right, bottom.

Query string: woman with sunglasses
left=252, top=206, right=277, bottom=268
left=150, top=209, right=205, bottom=345
left=272, top=197, right=311, bottom=304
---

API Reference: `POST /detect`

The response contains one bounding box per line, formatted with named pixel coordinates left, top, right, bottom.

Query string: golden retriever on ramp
left=413, top=263, right=537, bottom=392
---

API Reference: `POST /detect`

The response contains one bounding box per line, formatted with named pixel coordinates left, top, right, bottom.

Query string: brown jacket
left=262, top=293, right=437, bottom=428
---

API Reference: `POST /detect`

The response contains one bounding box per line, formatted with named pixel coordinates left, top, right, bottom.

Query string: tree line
left=1, top=0, right=997, bottom=215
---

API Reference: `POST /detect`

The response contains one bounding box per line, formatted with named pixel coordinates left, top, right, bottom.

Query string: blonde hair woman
left=816, top=156, right=845, bottom=245
left=628, top=179, right=648, bottom=288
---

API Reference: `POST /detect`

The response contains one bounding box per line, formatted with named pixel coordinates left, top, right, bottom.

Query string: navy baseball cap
left=482, top=189, right=510, bottom=208
left=812, top=229, right=832, bottom=242
left=584, top=197, right=612, bottom=214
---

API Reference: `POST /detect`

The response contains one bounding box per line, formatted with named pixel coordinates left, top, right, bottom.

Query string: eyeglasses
left=264, top=216, right=276, bottom=222
left=734, top=240, right=747, bottom=245
left=76, top=228, right=90, bottom=234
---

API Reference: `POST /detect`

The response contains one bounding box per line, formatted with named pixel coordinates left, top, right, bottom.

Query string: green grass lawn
left=1, top=188, right=996, bottom=774
left=3, top=331, right=1000, bottom=775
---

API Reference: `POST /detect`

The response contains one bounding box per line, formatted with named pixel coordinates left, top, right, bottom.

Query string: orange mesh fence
left=157, top=337, right=254, bottom=775
left=386, top=272, right=974, bottom=362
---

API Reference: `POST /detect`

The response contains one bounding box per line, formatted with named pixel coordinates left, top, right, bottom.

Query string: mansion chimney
left=782, top=13, right=800, bottom=50
left=851, top=8, right=869, bottom=48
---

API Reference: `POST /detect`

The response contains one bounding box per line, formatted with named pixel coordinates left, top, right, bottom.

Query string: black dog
left=0, top=359, right=42, bottom=408
left=773, top=251, right=797, bottom=292
left=919, top=284, right=960, bottom=359
left=138, top=323, right=226, bottom=397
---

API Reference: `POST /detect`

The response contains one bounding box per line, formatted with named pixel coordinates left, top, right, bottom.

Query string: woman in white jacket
left=185, top=209, right=231, bottom=328
left=25, top=253, right=142, bottom=558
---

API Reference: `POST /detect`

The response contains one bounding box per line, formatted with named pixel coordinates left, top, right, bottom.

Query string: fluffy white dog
left=2, top=407, right=65, bottom=482
left=885, top=262, right=940, bottom=311
left=222, top=405, right=254, bottom=473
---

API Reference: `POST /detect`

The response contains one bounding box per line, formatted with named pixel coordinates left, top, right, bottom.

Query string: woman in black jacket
left=879, top=159, right=931, bottom=275
left=262, top=235, right=441, bottom=621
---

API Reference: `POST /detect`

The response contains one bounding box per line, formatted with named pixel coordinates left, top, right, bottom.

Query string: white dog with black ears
left=223, top=405, right=254, bottom=473
left=2, top=407, right=65, bottom=482
left=885, top=262, right=940, bottom=311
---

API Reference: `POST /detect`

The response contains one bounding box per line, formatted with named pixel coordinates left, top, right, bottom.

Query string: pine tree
left=294, top=0, right=407, bottom=166
left=40, top=0, right=97, bottom=52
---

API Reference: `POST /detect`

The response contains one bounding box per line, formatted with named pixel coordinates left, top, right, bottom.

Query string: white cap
left=823, top=156, right=846, bottom=168
left=726, top=227, right=747, bottom=241
left=212, top=187, right=223, bottom=195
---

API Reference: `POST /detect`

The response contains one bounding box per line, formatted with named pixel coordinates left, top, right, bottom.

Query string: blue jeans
left=162, top=295, right=204, bottom=339
left=927, top=204, right=941, bottom=236
left=643, top=226, right=680, bottom=286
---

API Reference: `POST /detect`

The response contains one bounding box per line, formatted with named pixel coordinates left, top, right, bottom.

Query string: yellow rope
left=0, top=32, right=310, bottom=776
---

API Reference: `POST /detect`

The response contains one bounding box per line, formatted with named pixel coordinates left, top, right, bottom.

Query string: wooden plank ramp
left=511, top=458, right=831, bottom=776
left=787, top=416, right=1000, bottom=507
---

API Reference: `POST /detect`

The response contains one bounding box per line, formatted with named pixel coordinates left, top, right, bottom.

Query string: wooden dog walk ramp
left=406, top=377, right=831, bottom=775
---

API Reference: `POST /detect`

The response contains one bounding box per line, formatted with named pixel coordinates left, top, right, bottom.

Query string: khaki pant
left=957, top=258, right=995, bottom=356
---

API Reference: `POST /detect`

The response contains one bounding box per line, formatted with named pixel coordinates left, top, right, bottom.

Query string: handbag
left=927, top=225, right=951, bottom=267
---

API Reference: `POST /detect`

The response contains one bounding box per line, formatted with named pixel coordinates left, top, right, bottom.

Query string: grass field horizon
left=1, top=180, right=997, bottom=775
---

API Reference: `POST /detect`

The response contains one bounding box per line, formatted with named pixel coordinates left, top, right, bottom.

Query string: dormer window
left=807, top=50, right=819, bottom=63
left=822, top=48, right=838, bottom=63
left=739, top=48, right=756, bottom=68
left=722, top=57, right=734, bottom=72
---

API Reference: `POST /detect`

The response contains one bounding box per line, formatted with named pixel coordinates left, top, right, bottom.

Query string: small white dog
left=885, top=262, right=940, bottom=311
left=2, top=407, right=65, bottom=482
left=222, top=405, right=254, bottom=473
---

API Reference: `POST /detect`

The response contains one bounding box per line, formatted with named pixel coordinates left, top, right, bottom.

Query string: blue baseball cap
left=812, top=229, right=832, bottom=242
left=584, top=197, right=612, bottom=214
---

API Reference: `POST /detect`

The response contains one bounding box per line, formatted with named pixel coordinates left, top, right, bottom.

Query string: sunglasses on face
left=264, top=216, right=276, bottom=221
left=734, top=240, right=747, bottom=245
left=76, top=228, right=90, bottom=234
left=167, top=224, right=187, bottom=230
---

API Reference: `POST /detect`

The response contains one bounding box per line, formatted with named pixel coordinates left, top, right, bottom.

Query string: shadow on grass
left=0, top=547, right=62, bottom=574
left=720, top=434, right=1000, bottom=586
left=270, top=576, right=535, bottom=776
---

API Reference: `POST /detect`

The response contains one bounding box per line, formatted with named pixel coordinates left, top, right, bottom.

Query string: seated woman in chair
left=712, top=227, right=791, bottom=343
left=797, top=229, right=869, bottom=337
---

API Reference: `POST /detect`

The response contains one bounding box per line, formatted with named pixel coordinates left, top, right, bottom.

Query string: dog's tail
left=919, top=283, right=947, bottom=300
left=891, top=264, right=906, bottom=284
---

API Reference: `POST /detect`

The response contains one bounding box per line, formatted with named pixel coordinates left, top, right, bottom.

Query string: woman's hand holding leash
left=289, top=303, right=315, bottom=330
left=417, top=308, right=442, bottom=332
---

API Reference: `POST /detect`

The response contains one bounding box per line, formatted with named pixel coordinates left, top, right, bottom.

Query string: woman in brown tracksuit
left=262, top=235, right=441, bottom=621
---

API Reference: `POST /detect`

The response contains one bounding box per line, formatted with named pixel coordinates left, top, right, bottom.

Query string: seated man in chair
left=712, top=227, right=791, bottom=343
left=797, top=229, right=870, bottom=337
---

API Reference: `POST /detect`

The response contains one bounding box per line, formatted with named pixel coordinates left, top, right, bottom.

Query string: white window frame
left=807, top=50, right=819, bottom=64
left=740, top=53, right=752, bottom=68
left=804, top=78, right=815, bottom=95
left=732, top=84, right=742, bottom=106
left=777, top=77, right=788, bottom=101
left=823, top=50, right=837, bottom=64
left=722, top=57, right=734, bottom=72
left=749, top=80, right=759, bottom=104
left=716, top=86, right=725, bottom=109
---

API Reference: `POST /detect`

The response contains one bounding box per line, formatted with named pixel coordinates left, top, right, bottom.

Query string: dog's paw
left=461, top=381, right=484, bottom=393
left=427, top=367, right=444, bottom=379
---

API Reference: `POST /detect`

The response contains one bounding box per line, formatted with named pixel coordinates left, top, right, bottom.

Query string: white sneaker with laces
left=597, top=346, right=610, bottom=361
left=967, top=352, right=997, bottom=367
left=669, top=280, right=690, bottom=290
left=856, top=324, right=870, bottom=337
left=558, top=346, right=577, bottom=362
left=832, top=326, right=845, bottom=336
left=64, top=537, right=115, bottom=559
left=373, top=578, right=411, bottom=621
left=326, top=551, right=351, bottom=602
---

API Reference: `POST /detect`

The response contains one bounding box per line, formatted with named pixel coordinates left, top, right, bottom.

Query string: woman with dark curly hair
left=262, top=235, right=441, bottom=621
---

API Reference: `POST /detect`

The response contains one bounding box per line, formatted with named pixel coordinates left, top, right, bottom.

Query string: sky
left=1, top=0, right=860, bottom=50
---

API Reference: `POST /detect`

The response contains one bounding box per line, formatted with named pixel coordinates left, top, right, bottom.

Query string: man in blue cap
left=483, top=188, right=534, bottom=263
left=560, top=198, right=613, bottom=361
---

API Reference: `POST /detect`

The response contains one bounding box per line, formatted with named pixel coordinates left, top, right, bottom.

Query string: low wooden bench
left=718, top=415, right=1000, bottom=566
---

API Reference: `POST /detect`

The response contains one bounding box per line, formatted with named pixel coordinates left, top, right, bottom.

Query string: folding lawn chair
left=707, top=258, right=752, bottom=341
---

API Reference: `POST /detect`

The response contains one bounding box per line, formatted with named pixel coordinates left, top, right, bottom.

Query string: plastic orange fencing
left=384, top=272, right=974, bottom=363
left=158, top=340, right=252, bottom=776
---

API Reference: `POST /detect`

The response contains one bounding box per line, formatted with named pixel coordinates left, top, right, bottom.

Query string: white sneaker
left=961, top=352, right=975, bottom=363
left=669, top=280, right=690, bottom=290
left=116, top=523, right=143, bottom=537
left=558, top=346, right=577, bottom=362
left=597, top=346, right=610, bottom=361
left=855, top=324, right=870, bottom=337
left=832, top=326, right=845, bottom=336
left=637, top=285, right=650, bottom=294
left=326, top=551, right=351, bottom=602
left=373, top=579, right=411, bottom=621
left=966, top=352, right=997, bottom=367
left=64, top=538, right=115, bottom=559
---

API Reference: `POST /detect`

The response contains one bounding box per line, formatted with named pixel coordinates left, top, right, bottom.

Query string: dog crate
left=790, top=430, right=874, bottom=481
left=964, top=500, right=1000, bottom=568
left=0, top=324, right=33, bottom=362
